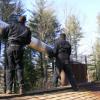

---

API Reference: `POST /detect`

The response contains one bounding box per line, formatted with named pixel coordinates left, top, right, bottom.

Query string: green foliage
left=28, top=0, right=59, bottom=89
left=23, top=48, right=35, bottom=90
left=23, top=48, right=45, bottom=90
left=29, top=0, right=59, bottom=44
left=94, top=14, right=100, bottom=80
left=92, top=38, right=100, bottom=80
left=0, top=0, right=24, bottom=21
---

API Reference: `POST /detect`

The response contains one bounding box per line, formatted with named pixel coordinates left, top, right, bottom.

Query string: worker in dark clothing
left=53, top=33, right=78, bottom=91
left=2, top=16, right=31, bottom=94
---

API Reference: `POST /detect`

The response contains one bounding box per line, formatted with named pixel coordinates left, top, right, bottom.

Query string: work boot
left=72, top=85, right=79, bottom=91
left=6, top=90, right=12, bottom=94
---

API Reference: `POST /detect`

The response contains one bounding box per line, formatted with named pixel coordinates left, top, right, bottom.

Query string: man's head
left=60, top=33, right=66, bottom=40
left=18, top=16, right=26, bottom=23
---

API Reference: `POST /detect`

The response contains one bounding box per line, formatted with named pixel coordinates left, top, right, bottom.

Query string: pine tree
left=29, top=0, right=59, bottom=88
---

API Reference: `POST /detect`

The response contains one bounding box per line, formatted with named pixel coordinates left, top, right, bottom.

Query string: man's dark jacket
left=3, top=22, right=31, bottom=46
left=53, top=38, right=71, bottom=67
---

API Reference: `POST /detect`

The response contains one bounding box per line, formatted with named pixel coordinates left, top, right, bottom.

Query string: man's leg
left=60, top=69, right=67, bottom=86
left=14, top=49, right=24, bottom=94
left=6, top=70, right=14, bottom=93
left=16, top=68, right=24, bottom=94
left=64, top=64, right=78, bottom=91
left=6, top=49, right=15, bottom=94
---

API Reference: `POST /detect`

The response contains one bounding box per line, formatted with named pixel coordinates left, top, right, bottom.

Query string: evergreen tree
left=92, top=14, right=100, bottom=80
left=29, top=0, right=59, bottom=88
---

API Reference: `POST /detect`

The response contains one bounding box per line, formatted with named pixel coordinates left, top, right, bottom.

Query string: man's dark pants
left=6, top=45, right=24, bottom=91
left=55, top=62, right=77, bottom=89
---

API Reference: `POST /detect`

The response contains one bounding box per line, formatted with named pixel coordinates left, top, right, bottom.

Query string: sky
left=21, top=0, right=100, bottom=55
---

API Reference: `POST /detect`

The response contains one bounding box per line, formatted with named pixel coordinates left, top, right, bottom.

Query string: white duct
left=28, top=37, right=53, bottom=53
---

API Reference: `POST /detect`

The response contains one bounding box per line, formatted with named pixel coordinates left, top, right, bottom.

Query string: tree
left=29, top=0, right=59, bottom=87
left=91, top=38, right=100, bottom=80
left=15, top=0, right=25, bottom=15
left=64, top=15, right=83, bottom=60
left=29, top=0, right=59, bottom=44
left=0, top=0, right=24, bottom=20
left=91, top=14, right=100, bottom=81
